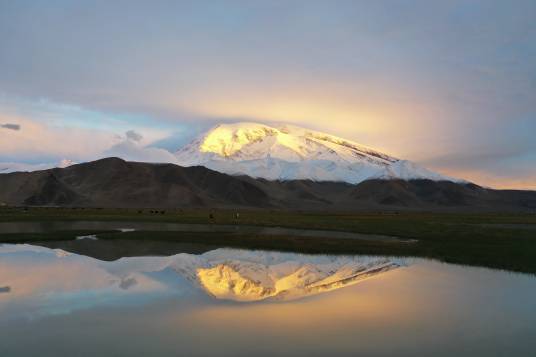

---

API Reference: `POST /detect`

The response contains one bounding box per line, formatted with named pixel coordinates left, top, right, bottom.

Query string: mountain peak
left=198, top=122, right=279, bottom=158
left=175, top=121, right=459, bottom=184
left=180, top=121, right=397, bottom=163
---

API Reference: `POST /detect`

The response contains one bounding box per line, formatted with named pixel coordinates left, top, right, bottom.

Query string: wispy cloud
left=1, top=123, right=20, bottom=130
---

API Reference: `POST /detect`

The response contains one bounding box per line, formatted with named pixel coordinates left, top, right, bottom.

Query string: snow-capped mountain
left=0, top=159, right=76, bottom=173
left=175, top=122, right=458, bottom=184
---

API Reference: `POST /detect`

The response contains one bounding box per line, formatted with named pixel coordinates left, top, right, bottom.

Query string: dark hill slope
left=0, top=158, right=270, bottom=208
left=0, top=157, right=535, bottom=211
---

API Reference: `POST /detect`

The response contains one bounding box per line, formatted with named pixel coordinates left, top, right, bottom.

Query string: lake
left=1, top=242, right=535, bottom=356
left=0, top=220, right=410, bottom=242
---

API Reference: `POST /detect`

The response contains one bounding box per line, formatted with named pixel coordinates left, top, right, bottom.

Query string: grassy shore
left=1, top=206, right=535, bottom=274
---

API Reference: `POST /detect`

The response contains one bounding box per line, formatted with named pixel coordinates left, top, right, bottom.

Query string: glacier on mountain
left=175, top=122, right=459, bottom=184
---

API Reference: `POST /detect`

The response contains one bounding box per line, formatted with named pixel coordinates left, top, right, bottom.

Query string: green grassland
left=1, top=206, right=535, bottom=274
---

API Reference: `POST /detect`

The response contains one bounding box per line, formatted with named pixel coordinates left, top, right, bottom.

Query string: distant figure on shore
left=209, top=212, right=214, bottom=222
left=235, top=212, right=240, bottom=221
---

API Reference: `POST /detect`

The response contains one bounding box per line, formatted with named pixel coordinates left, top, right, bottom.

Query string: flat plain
left=1, top=206, right=535, bottom=274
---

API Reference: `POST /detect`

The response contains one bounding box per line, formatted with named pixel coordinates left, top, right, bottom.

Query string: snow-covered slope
left=175, top=122, right=458, bottom=184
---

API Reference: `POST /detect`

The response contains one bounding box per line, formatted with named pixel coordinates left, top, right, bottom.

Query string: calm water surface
left=0, top=220, right=409, bottom=242
left=0, top=242, right=535, bottom=356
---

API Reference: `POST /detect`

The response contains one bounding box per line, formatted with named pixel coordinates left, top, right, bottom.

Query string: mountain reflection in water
left=0, top=245, right=400, bottom=313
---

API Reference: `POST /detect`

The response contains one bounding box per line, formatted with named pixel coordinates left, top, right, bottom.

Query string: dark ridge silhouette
left=1, top=157, right=535, bottom=211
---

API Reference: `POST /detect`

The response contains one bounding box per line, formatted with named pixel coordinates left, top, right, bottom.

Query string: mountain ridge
left=1, top=157, right=535, bottom=211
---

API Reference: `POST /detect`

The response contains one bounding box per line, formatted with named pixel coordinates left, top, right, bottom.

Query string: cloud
left=0, top=113, right=120, bottom=162
left=125, top=130, right=143, bottom=142
left=1, top=123, right=20, bottom=130
left=104, top=133, right=179, bottom=164
left=105, top=129, right=179, bottom=163
left=0, top=97, right=181, bottom=164
left=0, top=2, right=534, bottom=189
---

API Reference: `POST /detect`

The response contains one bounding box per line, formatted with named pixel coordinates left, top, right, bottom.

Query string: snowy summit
left=175, top=122, right=457, bottom=184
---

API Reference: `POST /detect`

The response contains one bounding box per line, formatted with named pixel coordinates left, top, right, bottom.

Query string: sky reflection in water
left=1, top=244, right=535, bottom=356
